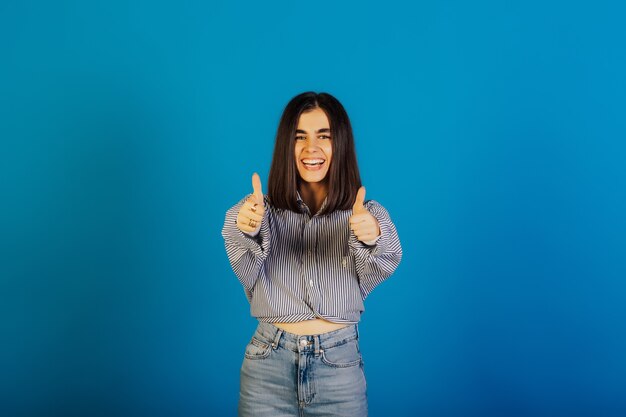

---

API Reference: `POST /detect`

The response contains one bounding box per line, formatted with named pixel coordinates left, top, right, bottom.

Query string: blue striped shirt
left=221, top=192, right=403, bottom=324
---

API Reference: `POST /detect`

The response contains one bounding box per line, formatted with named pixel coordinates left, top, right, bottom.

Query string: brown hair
left=267, top=92, right=362, bottom=215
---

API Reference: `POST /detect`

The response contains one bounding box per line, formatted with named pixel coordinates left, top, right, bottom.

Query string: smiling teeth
left=303, top=159, right=324, bottom=165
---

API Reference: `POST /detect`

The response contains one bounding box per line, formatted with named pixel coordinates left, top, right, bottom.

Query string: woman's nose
left=304, top=136, right=319, bottom=148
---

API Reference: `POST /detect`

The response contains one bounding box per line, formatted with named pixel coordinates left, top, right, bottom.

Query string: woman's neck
left=299, top=182, right=327, bottom=214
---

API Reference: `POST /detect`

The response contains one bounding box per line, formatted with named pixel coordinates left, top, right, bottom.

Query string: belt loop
left=272, top=329, right=283, bottom=350
left=314, top=335, right=320, bottom=357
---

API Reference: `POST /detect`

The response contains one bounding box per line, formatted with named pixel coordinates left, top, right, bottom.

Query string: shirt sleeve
left=348, top=199, right=402, bottom=299
left=221, top=193, right=271, bottom=296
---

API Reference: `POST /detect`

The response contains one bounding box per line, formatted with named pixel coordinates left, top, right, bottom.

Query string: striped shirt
left=221, top=191, right=403, bottom=324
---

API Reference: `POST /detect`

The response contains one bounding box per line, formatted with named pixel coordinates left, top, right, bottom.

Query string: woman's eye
left=294, top=135, right=330, bottom=140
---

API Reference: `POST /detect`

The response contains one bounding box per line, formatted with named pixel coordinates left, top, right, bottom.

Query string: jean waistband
left=253, top=321, right=359, bottom=353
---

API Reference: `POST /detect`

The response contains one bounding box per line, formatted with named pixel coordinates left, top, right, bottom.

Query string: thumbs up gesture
left=349, top=186, right=380, bottom=243
left=236, top=173, right=266, bottom=234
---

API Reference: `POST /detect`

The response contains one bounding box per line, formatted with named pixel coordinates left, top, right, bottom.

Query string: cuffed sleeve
left=348, top=200, right=402, bottom=299
left=221, top=194, right=271, bottom=298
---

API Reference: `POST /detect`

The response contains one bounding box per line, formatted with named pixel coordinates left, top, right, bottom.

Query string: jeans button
left=300, top=339, right=307, bottom=347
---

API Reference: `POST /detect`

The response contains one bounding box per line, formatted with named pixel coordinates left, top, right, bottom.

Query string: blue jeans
left=238, top=321, right=368, bottom=417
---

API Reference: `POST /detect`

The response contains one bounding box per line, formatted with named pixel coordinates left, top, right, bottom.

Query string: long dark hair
left=267, top=92, right=362, bottom=215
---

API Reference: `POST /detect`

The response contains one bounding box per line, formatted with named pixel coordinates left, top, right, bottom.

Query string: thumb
left=251, top=172, right=264, bottom=204
left=352, top=186, right=366, bottom=213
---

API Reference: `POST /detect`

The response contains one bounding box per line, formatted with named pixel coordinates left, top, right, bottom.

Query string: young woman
left=222, top=92, right=402, bottom=416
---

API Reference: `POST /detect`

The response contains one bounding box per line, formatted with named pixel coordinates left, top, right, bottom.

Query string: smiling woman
left=222, top=92, right=403, bottom=416
left=294, top=108, right=333, bottom=215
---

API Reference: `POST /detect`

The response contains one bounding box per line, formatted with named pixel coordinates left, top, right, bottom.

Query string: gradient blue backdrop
left=1, top=1, right=625, bottom=416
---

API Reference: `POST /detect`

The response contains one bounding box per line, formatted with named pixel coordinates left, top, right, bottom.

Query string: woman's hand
left=349, top=186, right=380, bottom=243
left=236, top=173, right=265, bottom=234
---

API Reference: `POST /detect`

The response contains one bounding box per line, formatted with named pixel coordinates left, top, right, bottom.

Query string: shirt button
left=309, top=279, right=314, bottom=287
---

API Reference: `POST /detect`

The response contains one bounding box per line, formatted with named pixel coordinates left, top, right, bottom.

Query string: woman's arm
left=348, top=200, right=402, bottom=299
left=221, top=194, right=272, bottom=296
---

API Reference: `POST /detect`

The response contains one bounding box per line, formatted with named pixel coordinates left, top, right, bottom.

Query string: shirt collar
left=296, top=190, right=328, bottom=215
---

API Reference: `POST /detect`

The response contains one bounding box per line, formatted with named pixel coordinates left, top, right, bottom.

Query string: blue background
left=1, top=1, right=625, bottom=416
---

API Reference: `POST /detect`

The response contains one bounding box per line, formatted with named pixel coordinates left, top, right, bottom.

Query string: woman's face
left=294, top=107, right=333, bottom=186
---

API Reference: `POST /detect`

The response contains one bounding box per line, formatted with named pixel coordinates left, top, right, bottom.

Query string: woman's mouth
left=301, top=158, right=326, bottom=171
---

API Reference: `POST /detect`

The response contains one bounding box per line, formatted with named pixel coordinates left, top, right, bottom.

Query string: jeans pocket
left=320, top=338, right=362, bottom=368
left=244, top=336, right=271, bottom=360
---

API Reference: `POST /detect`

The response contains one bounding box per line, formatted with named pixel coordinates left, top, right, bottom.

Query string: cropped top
left=221, top=191, right=403, bottom=324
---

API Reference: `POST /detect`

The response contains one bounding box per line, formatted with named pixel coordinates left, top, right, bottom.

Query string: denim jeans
left=238, top=321, right=368, bottom=417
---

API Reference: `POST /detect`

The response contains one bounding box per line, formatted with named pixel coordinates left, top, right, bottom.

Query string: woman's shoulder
left=362, top=198, right=395, bottom=219
left=364, top=198, right=385, bottom=209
